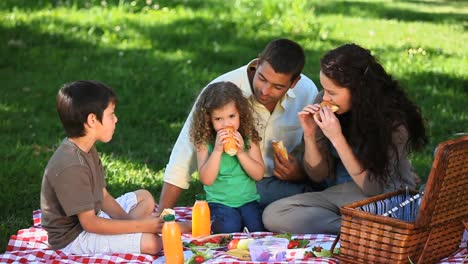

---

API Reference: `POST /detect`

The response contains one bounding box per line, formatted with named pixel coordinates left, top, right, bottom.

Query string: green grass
left=1, top=0, right=467, bottom=252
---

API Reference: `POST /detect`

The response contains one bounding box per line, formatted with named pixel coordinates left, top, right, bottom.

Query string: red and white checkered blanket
left=1, top=208, right=466, bottom=263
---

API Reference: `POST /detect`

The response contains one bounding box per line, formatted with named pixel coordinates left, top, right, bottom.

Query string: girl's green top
left=203, top=142, right=260, bottom=207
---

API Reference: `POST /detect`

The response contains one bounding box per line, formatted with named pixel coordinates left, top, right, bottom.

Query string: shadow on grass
left=315, top=0, right=466, bottom=25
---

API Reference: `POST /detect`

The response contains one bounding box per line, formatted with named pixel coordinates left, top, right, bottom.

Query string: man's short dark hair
left=258, top=38, right=305, bottom=82
left=56, top=80, right=117, bottom=137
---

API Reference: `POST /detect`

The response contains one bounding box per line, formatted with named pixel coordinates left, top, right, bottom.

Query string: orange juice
left=192, top=194, right=211, bottom=237
left=162, top=214, right=183, bottom=264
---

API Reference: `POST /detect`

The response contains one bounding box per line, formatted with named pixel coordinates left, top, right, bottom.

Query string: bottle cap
left=195, top=194, right=206, bottom=200
left=163, top=214, right=175, bottom=222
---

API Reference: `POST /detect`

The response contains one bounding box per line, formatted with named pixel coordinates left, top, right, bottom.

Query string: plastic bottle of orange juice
left=192, top=194, right=211, bottom=237
left=162, top=214, right=184, bottom=264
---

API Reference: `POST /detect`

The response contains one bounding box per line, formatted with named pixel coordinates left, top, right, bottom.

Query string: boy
left=40, top=80, right=162, bottom=255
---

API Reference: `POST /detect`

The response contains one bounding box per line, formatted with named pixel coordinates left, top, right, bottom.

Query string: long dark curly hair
left=320, top=44, right=428, bottom=184
left=190, top=81, right=261, bottom=148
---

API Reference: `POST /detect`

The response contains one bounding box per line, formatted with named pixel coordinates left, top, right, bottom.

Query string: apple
left=228, top=239, right=240, bottom=250
left=237, top=238, right=254, bottom=250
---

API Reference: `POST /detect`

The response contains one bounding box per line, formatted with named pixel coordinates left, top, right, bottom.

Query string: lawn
left=0, top=0, right=466, bottom=252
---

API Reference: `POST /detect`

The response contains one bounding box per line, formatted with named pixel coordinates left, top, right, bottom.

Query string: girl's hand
left=232, top=130, right=245, bottom=155
left=314, top=105, right=343, bottom=142
left=213, top=129, right=228, bottom=153
left=298, top=104, right=321, bottom=138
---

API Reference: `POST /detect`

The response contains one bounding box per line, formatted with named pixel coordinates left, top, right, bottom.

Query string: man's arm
left=272, top=74, right=318, bottom=182
left=157, top=107, right=197, bottom=213
left=157, top=182, right=184, bottom=215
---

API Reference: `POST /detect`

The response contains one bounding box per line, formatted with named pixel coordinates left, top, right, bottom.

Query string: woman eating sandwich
left=262, top=43, right=428, bottom=234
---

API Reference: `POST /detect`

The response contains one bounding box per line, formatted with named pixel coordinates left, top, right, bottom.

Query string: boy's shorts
left=62, top=192, right=143, bottom=254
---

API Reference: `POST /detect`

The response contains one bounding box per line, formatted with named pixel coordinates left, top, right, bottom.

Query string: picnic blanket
left=1, top=207, right=466, bottom=263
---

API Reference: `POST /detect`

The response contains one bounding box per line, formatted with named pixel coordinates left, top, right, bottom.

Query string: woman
left=262, top=43, right=427, bottom=234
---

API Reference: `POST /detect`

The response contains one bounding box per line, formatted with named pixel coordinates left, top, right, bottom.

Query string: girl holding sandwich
left=263, top=43, right=428, bottom=234
left=190, top=81, right=265, bottom=233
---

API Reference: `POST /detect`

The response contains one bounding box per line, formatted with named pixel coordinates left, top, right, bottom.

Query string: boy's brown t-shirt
left=40, top=138, right=106, bottom=249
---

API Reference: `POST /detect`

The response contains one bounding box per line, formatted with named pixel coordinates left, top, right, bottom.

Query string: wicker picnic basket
left=333, top=136, right=468, bottom=264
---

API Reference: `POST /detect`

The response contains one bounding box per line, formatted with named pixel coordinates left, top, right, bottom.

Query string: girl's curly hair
left=190, top=81, right=261, bottom=148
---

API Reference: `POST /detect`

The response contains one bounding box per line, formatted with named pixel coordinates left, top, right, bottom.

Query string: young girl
left=263, top=43, right=428, bottom=234
left=190, top=81, right=265, bottom=233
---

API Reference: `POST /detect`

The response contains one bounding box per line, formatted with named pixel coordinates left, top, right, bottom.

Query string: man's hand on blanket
left=273, top=153, right=306, bottom=182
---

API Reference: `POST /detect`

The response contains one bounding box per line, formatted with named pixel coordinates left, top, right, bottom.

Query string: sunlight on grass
left=101, top=153, right=164, bottom=186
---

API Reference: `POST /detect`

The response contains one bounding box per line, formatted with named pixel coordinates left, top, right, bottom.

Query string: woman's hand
left=298, top=104, right=321, bottom=138
left=314, top=105, right=343, bottom=143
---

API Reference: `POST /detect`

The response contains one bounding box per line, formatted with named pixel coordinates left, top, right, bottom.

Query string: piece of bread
left=272, top=140, right=288, bottom=160
left=223, top=126, right=238, bottom=156
left=160, top=208, right=175, bottom=217
left=314, top=101, right=340, bottom=122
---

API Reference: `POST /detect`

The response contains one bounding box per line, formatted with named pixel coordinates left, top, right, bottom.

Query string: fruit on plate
left=228, top=239, right=240, bottom=250
left=226, top=248, right=250, bottom=260
left=183, top=234, right=232, bottom=249
left=287, top=239, right=309, bottom=249
left=237, top=238, right=254, bottom=250
left=184, top=248, right=214, bottom=264
left=303, top=245, right=340, bottom=258
left=227, top=238, right=253, bottom=250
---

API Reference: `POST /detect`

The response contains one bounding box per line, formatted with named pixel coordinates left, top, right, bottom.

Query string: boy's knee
left=135, top=189, right=155, bottom=206
left=140, top=233, right=162, bottom=255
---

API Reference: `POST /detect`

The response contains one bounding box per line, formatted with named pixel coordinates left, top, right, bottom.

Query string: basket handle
left=330, top=231, right=340, bottom=257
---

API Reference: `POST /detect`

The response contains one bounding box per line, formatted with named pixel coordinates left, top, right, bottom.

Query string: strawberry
left=194, top=255, right=204, bottom=263
left=313, top=245, right=322, bottom=252
left=287, top=240, right=300, bottom=249
left=303, top=251, right=314, bottom=259
left=227, top=239, right=240, bottom=250
left=190, top=240, right=204, bottom=246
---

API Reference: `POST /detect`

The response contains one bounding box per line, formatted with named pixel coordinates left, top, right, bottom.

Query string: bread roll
left=315, top=101, right=340, bottom=122
left=223, top=126, right=238, bottom=156
left=272, top=140, right=288, bottom=160
left=160, top=208, right=175, bottom=217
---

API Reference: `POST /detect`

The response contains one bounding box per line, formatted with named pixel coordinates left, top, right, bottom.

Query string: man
left=158, top=38, right=319, bottom=212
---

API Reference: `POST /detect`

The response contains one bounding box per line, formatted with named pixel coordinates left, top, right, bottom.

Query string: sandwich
left=160, top=208, right=175, bottom=217
left=223, top=126, right=238, bottom=156
left=272, top=140, right=288, bottom=160
left=315, top=101, right=340, bottom=122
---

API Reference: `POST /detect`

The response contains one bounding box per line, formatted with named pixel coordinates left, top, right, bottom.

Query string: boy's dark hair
left=258, top=38, right=305, bottom=82
left=56, top=80, right=117, bottom=138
